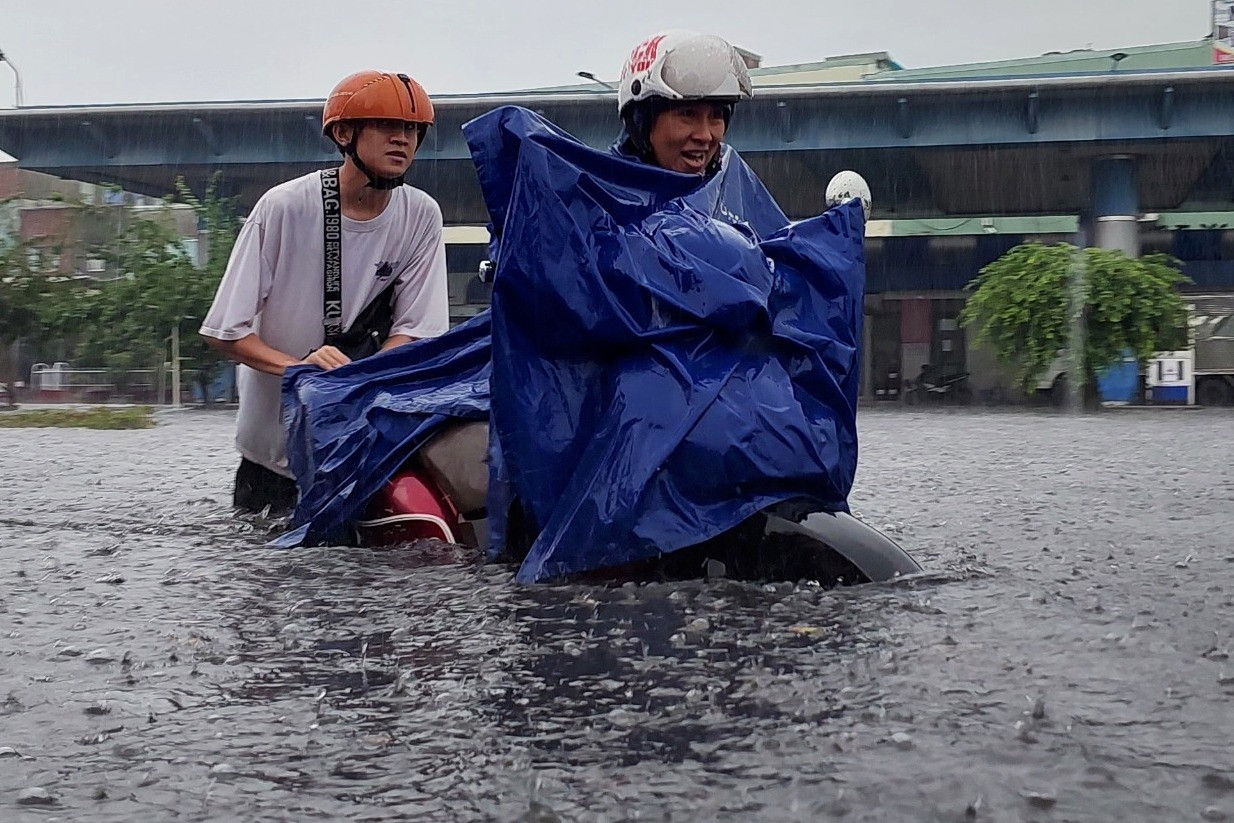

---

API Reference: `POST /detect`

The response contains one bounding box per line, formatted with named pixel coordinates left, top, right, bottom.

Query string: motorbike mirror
left=825, top=171, right=872, bottom=223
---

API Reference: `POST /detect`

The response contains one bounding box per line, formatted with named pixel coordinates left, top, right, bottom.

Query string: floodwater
left=1, top=408, right=1233, bottom=822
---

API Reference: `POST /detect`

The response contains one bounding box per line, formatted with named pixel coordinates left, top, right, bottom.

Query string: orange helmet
left=322, top=71, right=434, bottom=142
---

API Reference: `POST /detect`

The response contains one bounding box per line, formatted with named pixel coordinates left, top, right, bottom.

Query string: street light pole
left=576, top=71, right=615, bottom=91
left=0, top=49, right=24, bottom=107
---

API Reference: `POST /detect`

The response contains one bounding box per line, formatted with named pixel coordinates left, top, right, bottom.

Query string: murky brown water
left=2, top=408, right=1233, bottom=821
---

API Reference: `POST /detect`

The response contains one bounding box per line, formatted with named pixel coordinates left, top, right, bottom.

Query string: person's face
left=648, top=102, right=727, bottom=174
left=337, top=119, right=420, bottom=177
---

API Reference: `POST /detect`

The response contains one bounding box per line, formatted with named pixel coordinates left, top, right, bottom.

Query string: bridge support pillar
left=1089, top=154, right=1139, bottom=258
left=1073, top=154, right=1142, bottom=408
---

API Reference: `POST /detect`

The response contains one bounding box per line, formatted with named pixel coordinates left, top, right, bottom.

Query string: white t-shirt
left=200, top=170, right=449, bottom=477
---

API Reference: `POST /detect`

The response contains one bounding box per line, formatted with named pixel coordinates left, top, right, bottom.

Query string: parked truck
left=1188, top=293, right=1234, bottom=406
left=1032, top=293, right=1234, bottom=406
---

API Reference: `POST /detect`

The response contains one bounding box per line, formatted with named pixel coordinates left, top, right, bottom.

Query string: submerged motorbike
left=353, top=420, right=922, bottom=588
left=342, top=170, right=922, bottom=588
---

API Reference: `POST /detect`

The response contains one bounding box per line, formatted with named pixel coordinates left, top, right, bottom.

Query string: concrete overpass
left=2, top=68, right=1234, bottom=237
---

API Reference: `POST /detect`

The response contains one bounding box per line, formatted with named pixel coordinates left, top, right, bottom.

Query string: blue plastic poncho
left=473, top=107, right=864, bottom=582
left=278, top=106, right=865, bottom=583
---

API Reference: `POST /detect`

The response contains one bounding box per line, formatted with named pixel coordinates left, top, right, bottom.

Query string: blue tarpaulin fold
left=273, top=312, right=491, bottom=548
left=277, top=105, right=865, bottom=585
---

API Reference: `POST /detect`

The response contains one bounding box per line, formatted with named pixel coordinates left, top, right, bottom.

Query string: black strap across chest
left=320, top=168, right=343, bottom=338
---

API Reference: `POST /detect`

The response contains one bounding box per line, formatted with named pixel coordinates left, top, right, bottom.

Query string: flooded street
left=2, top=408, right=1233, bottom=822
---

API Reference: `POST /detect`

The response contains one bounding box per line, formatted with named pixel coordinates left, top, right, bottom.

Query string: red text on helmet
left=623, top=34, right=667, bottom=78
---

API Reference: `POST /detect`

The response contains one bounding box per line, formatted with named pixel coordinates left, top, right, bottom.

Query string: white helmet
left=617, top=30, right=753, bottom=114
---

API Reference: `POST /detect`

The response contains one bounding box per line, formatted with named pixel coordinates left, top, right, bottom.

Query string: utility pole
left=171, top=324, right=182, bottom=409
left=1066, top=228, right=1089, bottom=414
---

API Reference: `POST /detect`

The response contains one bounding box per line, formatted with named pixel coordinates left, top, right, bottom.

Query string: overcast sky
left=0, top=0, right=1218, bottom=107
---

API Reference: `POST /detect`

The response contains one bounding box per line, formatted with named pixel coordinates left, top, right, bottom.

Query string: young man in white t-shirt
left=200, top=71, right=450, bottom=514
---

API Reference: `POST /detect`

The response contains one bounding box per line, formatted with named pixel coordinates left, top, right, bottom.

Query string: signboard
left=1146, top=350, right=1195, bottom=405
left=1216, top=0, right=1234, bottom=64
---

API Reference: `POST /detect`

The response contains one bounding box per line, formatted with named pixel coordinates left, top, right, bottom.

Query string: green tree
left=960, top=242, right=1189, bottom=403
left=174, top=174, right=241, bottom=402
left=0, top=238, right=43, bottom=345
left=174, top=173, right=241, bottom=280
left=74, top=217, right=201, bottom=384
left=83, top=210, right=228, bottom=402
left=79, top=175, right=240, bottom=403
left=0, top=236, right=76, bottom=381
left=2, top=176, right=240, bottom=402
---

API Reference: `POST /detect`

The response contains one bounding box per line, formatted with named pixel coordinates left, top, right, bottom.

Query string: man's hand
left=302, top=345, right=352, bottom=370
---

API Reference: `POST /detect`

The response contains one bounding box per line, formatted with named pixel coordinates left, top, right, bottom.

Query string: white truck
left=1186, top=293, right=1234, bottom=406
left=1034, top=293, right=1234, bottom=406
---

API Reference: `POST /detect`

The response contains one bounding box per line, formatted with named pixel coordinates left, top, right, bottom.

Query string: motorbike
left=353, top=422, right=922, bottom=589
left=332, top=171, right=923, bottom=589
left=904, top=366, right=973, bottom=406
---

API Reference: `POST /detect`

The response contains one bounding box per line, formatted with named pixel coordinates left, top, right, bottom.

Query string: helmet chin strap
left=342, top=124, right=405, bottom=190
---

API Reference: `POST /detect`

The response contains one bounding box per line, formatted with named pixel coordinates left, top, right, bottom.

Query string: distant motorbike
left=905, top=366, right=972, bottom=406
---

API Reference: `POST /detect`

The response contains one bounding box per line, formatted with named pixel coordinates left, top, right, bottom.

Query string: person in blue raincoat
left=491, top=30, right=765, bottom=565
left=481, top=31, right=868, bottom=580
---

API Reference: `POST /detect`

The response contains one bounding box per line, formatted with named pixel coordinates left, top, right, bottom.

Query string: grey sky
left=0, top=0, right=1216, bottom=107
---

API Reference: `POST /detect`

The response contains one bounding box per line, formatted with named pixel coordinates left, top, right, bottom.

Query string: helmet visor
left=658, top=35, right=751, bottom=100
